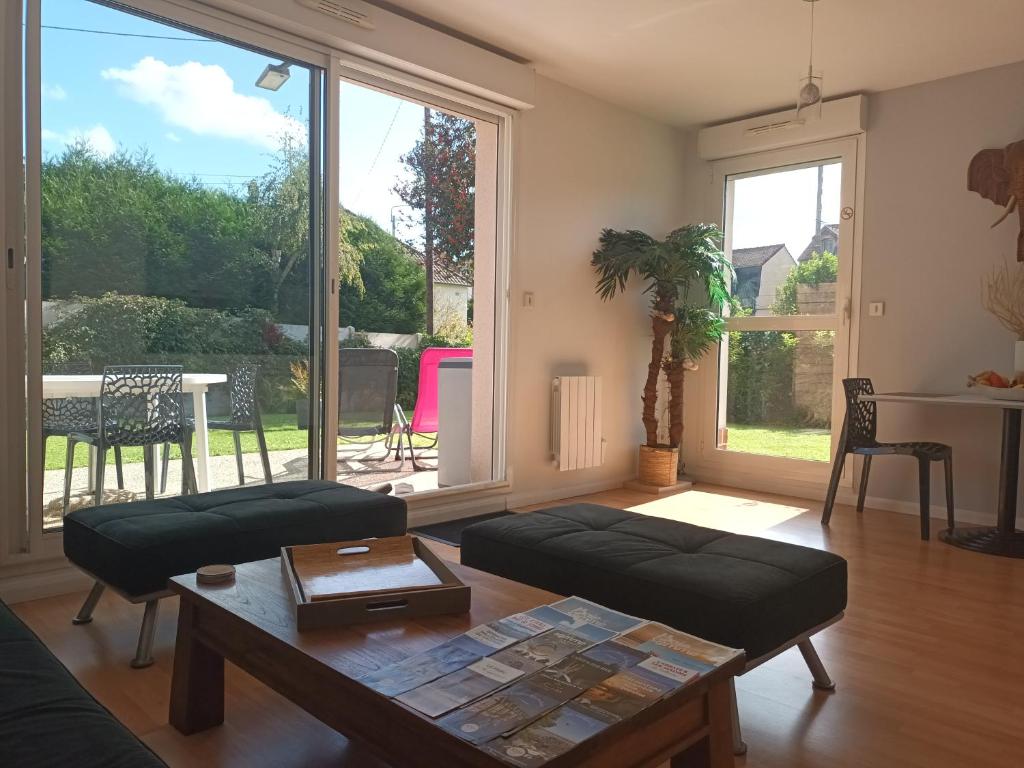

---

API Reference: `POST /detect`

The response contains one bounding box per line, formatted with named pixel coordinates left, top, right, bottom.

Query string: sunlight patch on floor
left=625, top=490, right=809, bottom=535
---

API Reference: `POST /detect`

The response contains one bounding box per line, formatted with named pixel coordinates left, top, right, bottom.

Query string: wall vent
left=296, top=0, right=375, bottom=29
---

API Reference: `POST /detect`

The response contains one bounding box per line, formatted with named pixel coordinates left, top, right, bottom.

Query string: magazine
left=535, top=654, right=617, bottom=693
left=488, top=629, right=593, bottom=675
left=580, top=639, right=650, bottom=672
left=572, top=666, right=678, bottom=722
left=526, top=598, right=642, bottom=643
left=613, top=622, right=739, bottom=673
left=485, top=703, right=611, bottom=766
left=396, top=657, right=524, bottom=718
left=437, top=674, right=579, bottom=744
left=359, top=620, right=534, bottom=697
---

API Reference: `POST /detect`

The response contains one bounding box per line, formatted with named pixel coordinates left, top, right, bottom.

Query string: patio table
left=42, top=373, right=227, bottom=493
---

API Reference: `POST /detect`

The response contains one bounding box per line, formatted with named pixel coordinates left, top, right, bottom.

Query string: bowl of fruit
left=967, top=370, right=1024, bottom=400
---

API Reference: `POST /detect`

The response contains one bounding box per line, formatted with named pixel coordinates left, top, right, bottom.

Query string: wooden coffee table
left=168, top=550, right=743, bottom=768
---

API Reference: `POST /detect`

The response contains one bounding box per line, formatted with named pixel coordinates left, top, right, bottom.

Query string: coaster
left=197, top=564, right=235, bottom=585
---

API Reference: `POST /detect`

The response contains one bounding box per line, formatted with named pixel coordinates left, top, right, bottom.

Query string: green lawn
left=44, top=412, right=431, bottom=471
left=726, top=424, right=832, bottom=462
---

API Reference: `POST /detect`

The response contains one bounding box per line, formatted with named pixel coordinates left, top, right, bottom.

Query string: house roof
left=798, top=224, right=840, bottom=262
left=405, top=245, right=473, bottom=286
left=732, top=244, right=787, bottom=269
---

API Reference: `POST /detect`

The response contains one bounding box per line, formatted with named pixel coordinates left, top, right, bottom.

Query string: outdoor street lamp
left=256, top=62, right=290, bottom=91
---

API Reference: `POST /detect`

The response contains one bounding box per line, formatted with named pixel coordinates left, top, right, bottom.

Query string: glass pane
left=721, top=330, right=834, bottom=462
left=37, top=1, right=317, bottom=530
left=729, top=161, right=841, bottom=317
left=337, top=81, right=498, bottom=494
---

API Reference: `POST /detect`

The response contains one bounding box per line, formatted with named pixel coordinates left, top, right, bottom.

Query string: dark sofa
left=0, top=598, right=167, bottom=768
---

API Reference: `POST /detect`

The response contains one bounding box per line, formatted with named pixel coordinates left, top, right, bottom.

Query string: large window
left=1, top=0, right=510, bottom=563
left=22, top=0, right=326, bottom=542
left=333, top=76, right=501, bottom=494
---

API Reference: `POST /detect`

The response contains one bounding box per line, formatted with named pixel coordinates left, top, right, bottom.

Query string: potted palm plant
left=592, top=223, right=729, bottom=488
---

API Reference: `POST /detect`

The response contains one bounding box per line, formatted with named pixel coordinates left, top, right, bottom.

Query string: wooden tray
left=282, top=536, right=470, bottom=631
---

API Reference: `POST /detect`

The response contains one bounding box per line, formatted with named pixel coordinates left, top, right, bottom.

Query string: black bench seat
left=64, top=480, right=407, bottom=667
left=461, top=503, right=847, bottom=755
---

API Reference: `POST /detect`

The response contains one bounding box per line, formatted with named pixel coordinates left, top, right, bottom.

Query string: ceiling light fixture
left=796, top=0, right=823, bottom=120
left=256, top=62, right=291, bottom=91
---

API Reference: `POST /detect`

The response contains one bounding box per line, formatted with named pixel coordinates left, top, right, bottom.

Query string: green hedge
left=43, top=293, right=307, bottom=413
left=726, top=329, right=798, bottom=426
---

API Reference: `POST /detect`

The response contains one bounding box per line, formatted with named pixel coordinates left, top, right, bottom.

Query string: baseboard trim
left=505, top=476, right=633, bottom=510
left=0, top=560, right=91, bottom=605
left=688, top=465, right=995, bottom=526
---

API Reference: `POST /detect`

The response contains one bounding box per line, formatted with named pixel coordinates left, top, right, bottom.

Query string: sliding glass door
left=331, top=71, right=504, bottom=495
left=16, top=0, right=329, bottom=552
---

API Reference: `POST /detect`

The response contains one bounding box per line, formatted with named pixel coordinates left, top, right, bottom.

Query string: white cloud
left=41, top=124, right=116, bottom=157
left=101, top=57, right=305, bottom=150
left=43, top=83, right=67, bottom=101
left=165, top=131, right=181, bottom=143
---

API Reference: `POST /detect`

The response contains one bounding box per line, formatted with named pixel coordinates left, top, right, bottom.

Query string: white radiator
left=550, top=376, right=604, bottom=471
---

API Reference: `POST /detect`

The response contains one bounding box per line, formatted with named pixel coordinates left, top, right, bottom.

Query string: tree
left=772, top=250, right=838, bottom=315
left=394, top=110, right=476, bottom=333
left=338, top=210, right=426, bottom=333
left=591, top=224, right=729, bottom=448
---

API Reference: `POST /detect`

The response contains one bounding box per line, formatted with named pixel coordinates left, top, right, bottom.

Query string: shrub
left=43, top=293, right=306, bottom=413
left=726, top=329, right=798, bottom=425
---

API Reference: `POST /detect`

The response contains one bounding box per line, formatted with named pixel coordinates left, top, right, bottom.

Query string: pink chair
left=393, top=347, right=472, bottom=470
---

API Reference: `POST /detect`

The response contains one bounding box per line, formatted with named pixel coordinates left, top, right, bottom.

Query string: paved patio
left=43, top=441, right=439, bottom=529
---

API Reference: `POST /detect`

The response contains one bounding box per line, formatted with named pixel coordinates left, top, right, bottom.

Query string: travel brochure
left=357, top=597, right=739, bottom=766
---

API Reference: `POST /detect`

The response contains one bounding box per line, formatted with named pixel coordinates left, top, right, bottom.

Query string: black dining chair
left=822, top=378, right=954, bottom=540
left=161, top=363, right=271, bottom=490
left=65, top=365, right=197, bottom=510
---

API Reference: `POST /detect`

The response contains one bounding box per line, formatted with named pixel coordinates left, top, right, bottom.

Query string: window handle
left=842, top=297, right=852, bottom=324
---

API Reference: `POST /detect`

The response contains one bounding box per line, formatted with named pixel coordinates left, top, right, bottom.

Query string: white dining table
left=863, top=391, right=1024, bottom=558
left=42, top=373, right=228, bottom=493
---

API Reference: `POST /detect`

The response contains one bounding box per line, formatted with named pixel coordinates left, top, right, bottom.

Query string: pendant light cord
left=808, top=1, right=816, bottom=75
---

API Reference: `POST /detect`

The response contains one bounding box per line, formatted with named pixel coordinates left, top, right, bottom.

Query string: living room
left=1, top=1, right=1022, bottom=767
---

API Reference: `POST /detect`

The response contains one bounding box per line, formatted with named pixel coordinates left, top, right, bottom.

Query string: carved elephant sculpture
left=968, top=139, right=1024, bottom=261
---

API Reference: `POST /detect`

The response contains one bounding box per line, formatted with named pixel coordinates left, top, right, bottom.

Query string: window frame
left=685, top=136, right=865, bottom=492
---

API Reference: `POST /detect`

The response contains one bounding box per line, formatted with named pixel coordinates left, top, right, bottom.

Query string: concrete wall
left=506, top=76, right=687, bottom=504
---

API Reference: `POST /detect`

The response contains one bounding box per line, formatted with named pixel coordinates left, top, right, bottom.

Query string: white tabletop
left=42, top=373, right=226, bottom=397
left=862, top=392, right=1024, bottom=411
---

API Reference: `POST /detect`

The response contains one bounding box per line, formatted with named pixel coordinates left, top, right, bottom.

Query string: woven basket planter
left=637, top=445, right=679, bottom=488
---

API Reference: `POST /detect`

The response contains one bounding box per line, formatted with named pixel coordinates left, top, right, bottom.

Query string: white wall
left=505, top=76, right=687, bottom=504
left=853, top=60, right=1024, bottom=516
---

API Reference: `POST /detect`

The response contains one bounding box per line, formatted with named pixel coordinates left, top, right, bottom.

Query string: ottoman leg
left=798, top=639, right=836, bottom=691
left=730, top=679, right=747, bottom=756
left=131, top=599, right=160, bottom=669
left=72, top=581, right=105, bottom=625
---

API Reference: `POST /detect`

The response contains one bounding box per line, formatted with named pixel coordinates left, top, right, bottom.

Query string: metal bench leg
left=730, top=679, right=747, bottom=756
left=131, top=599, right=160, bottom=669
left=798, top=639, right=836, bottom=691
left=72, top=581, right=105, bottom=625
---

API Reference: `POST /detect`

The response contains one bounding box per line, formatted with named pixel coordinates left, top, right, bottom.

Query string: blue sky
left=41, top=0, right=424, bottom=237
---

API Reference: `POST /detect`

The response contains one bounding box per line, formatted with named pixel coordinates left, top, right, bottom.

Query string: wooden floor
left=12, top=484, right=1024, bottom=767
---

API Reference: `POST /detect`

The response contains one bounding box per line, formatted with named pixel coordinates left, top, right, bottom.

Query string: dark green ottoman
left=0, top=599, right=168, bottom=767
left=64, top=480, right=407, bottom=667
left=461, top=503, right=847, bottom=754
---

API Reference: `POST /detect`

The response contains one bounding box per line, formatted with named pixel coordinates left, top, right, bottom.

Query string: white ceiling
left=379, top=0, right=1024, bottom=126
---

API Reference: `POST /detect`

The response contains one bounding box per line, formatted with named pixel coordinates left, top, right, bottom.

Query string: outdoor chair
left=822, top=377, right=954, bottom=540
left=391, top=346, right=472, bottom=471
left=160, top=362, right=271, bottom=491
left=47, top=362, right=126, bottom=515
left=339, top=348, right=400, bottom=458
left=65, top=365, right=197, bottom=511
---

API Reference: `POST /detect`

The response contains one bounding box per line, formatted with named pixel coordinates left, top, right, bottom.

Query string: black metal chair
left=338, top=348, right=400, bottom=456
left=822, top=378, right=954, bottom=540
left=65, top=365, right=197, bottom=510
left=160, top=363, right=271, bottom=491
left=46, top=363, right=127, bottom=513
